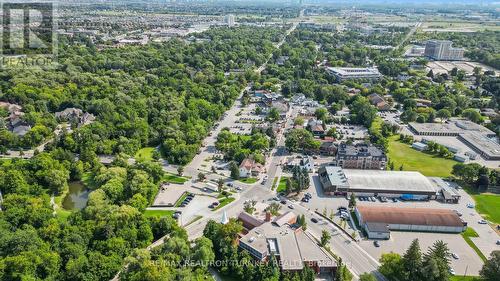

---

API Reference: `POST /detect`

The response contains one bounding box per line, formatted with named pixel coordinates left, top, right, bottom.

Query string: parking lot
left=331, top=124, right=368, bottom=140
left=360, top=231, right=484, bottom=276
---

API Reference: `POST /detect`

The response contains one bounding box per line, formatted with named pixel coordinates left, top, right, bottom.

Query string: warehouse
left=318, top=167, right=438, bottom=199
left=355, top=206, right=467, bottom=239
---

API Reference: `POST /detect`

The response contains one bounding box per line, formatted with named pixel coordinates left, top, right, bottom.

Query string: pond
left=62, top=181, right=90, bottom=210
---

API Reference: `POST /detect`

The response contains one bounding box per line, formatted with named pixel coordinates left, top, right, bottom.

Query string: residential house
left=320, top=141, right=337, bottom=156
left=367, top=93, right=391, bottom=111
left=239, top=158, right=265, bottom=178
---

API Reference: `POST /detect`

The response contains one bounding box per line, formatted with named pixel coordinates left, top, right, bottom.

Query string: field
left=276, top=177, right=289, bottom=193
left=143, top=209, right=174, bottom=218
left=471, top=193, right=500, bottom=225
left=238, top=177, right=258, bottom=184
left=387, top=136, right=456, bottom=177
left=163, top=172, right=190, bottom=184
left=135, top=147, right=156, bottom=162
left=461, top=227, right=487, bottom=262
left=450, top=277, right=482, bottom=281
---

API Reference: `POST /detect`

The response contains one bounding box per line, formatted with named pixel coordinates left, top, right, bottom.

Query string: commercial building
left=238, top=211, right=337, bottom=274
left=318, top=167, right=438, bottom=198
left=367, top=93, right=391, bottom=111
left=408, top=119, right=500, bottom=160
left=355, top=206, right=467, bottom=239
left=224, top=14, right=235, bottom=27
left=326, top=67, right=382, bottom=81
left=424, top=40, right=464, bottom=61
left=334, top=143, right=387, bottom=170
left=239, top=158, right=265, bottom=178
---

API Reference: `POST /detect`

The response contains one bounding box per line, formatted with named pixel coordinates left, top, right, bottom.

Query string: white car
left=467, top=203, right=475, bottom=208
left=449, top=268, right=456, bottom=275
left=451, top=253, right=459, bottom=259
left=478, top=219, right=488, bottom=224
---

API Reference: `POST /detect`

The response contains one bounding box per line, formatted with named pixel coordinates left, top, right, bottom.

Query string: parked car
left=280, top=200, right=287, bottom=205
left=370, top=197, right=376, bottom=202
left=467, top=203, right=474, bottom=208
left=392, top=198, right=398, bottom=203
left=311, top=218, right=318, bottom=223
left=451, top=253, right=459, bottom=259
left=496, top=240, right=500, bottom=245
left=374, top=241, right=380, bottom=247
left=288, top=204, right=294, bottom=209
left=478, top=219, right=488, bottom=224
left=449, top=268, right=456, bottom=275
left=301, top=197, right=309, bottom=203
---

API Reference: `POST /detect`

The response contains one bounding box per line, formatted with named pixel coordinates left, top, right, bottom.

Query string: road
left=396, top=21, right=422, bottom=50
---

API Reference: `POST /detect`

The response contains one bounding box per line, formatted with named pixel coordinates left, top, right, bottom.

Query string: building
left=458, top=132, right=500, bottom=160
left=424, top=40, right=464, bottom=61
left=412, top=142, right=428, bottom=151
left=320, top=141, right=337, bottom=156
left=355, top=206, right=467, bottom=238
left=285, top=156, right=315, bottom=173
left=318, top=167, right=438, bottom=198
left=367, top=93, right=391, bottom=111
left=408, top=119, right=496, bottom=137
left=335, top=143, right=387, bottom=170
left=239, top=158, right=265, bottom=178
left=326, top=67, right=382, bottom=81
left=238, top=211, right=337, bottom=274
left=55, top=107, right=96, bottom=127
left=224, top=14, right=235, bottom=27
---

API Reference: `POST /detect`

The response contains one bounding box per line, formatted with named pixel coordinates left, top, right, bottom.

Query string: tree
left=399, top=164, right=404, bottom=171
left=198, top=172, right=206, bottom=182
left=422, top=240, right=451, bottom=281
left=267, top=107, right=280, bottom=122
left=217, top=178, right=224, bottom=193
left=436, top=109, right=451, bottom=122
left=462, top=108, right=483, bottom=124
left=266, top=202, right=281, bottom=216
left=379, top=253, right=405, bottom=281
left=315, top=107, right=328, bottom=121
left=359, top=273, right=377, bottom=281
left=177, top=166, right=184, bottom=176
left=285, top=129, right=320, bottom=152
left=243, top=200, right=257, bottom=214
left=348, top=194, right=356, bottom=210
left=230, top=161, right=240, bottom=180
left=320, top=230, right=331, bottom=247
left=480, top=250, right=500, bottom=281
left=402, top=239, right=423, bottom=281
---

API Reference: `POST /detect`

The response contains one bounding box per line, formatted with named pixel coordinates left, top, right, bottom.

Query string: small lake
left=62, top=181, right=90, bottom=210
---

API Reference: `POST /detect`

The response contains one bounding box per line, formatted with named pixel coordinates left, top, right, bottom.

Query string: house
left=367, top=93, right=391, bottom=111
left=320, top=141, right=337, bottom=156
left=55, top=107, right=96, bottom=127
left=307, top=119, right=324, bottom=136
left=1, top=102, right=31, bottom=136
left=239, top=158, right=265, bottom=178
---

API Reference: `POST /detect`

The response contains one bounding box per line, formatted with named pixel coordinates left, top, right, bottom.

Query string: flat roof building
left=424, top=40, right=464, bottom=61
left=458, top=133, right=500, bottom=160
left=326, top=67, right=382, bottom=81
left=318, top=167, right=438, bottom=198
left=355, top=206, right=467, bottom=235
left=335, top=143, right=387, bottom=170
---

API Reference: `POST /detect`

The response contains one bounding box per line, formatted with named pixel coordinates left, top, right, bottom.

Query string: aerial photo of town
left=0, top=0, right=499, bottom=281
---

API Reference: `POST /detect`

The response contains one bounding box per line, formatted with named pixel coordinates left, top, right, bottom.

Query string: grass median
left=212, top=197, right=235, bottom=211
left=461, top=227, right=487, bottom=262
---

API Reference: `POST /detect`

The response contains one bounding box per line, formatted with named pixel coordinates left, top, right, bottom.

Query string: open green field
left=276, top=177, right=289, bottom=193
left=135, top=147, right=155, bottom=162
left=472, top=194, right=500, bottom=225
left=387, top=136, right=456, bottom=177
left=461, top=227, right=487, bottom=262
left=163, top=172, right=190, bottom=184
left=238, top=177, right=258, bottom=184
left=143, top=209, right=174, bottom=218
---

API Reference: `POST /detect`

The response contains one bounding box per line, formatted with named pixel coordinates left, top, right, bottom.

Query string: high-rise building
left=424, top=40, right=464, bottom=61
left=224, top=14, right=235, bottom=27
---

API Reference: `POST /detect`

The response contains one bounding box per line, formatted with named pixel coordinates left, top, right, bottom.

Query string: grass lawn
left=387, top=135, right=456, bottom=177
left=472, top=194, right=500, bottom=225
left=271, top=177, right=278, bottom=191
left=213, top=197, right=235, bottom=211
left=276, top=177, right=289, bottom=193
left=143, top=209, right=174, bottom=218
left=450, top=277, right=482, bottom=281
left=238, top=177, right=258, bottom=184
left=461, top=227, right=487, bottom=262
left=174, top=192, right=189, bottom=207
left=163, top=172, right=189, bottom=184
left=135, top=147, right=156, bottom=162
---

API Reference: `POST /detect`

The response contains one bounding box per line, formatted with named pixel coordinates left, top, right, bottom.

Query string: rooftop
left=326, top=67, right=381, bottom=76
left=459, top=132, right=500, bottom=158
left=409, top=119, right=495, bottom=136
left=356, top=206, right=464, bottom=227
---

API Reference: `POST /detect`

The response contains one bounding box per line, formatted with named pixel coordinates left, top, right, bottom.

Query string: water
left=62, top=181, right=89, bottom=210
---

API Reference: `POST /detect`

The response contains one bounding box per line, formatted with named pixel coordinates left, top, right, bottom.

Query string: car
left=467, top=203, right=475, bottom=208
left=374, top=241, right=380, bottom=247
left=174, top=210, right=182, bottom=215
left=454, top=210, right=462, bottom=217
left=337, top=206, right=347, bottom=211
left=180, top=203, right=187, bottom=207
left=273, top=197, right=280, bottom=201
left=451, top=253, right=459, bottom=259
left=478, top=219, right=488, bottom=224
left=227, top=183, right=234, bottom=187
left=280, top=200, right=287, bottom=205
left=208, top=204, right=215, bottom=209
left=370, top=197, right=376, bottom=202
left=288, top=204, right=294, bottom=209
left=449, top=268, right=456, bottom=275
left=301, top=197, right=309, bottom=203
left=311, top=218, right=319, bottom=223
left=496, top=240, right=500, bottom=245
left=392, top=198, right=398, bottom=203
left=236, top=186, right=242, bottom=191
left=172, top=213, right=180, bottom=219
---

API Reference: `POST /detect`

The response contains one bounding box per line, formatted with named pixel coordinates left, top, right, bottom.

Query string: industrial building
left=355, top=206, right=467, bottom=239
left=424, top=40, right=464, bottom=61
left=326, top=67, right=382, bottom=81
left=237, top=211, right=337, bottom=274
left=334, top=143, right=387, bottom=170
left=458, top=133, right=500, bottom=160
left=318, top=167, right=438, bottom=198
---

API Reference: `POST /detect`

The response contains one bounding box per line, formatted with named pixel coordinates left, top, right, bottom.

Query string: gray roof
left=365, top=222, right=390, bottom=233
left=337, top=143, right=386, bottom=158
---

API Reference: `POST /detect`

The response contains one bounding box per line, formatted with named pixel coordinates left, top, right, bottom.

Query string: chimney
left=265, top=212, right=272, bottom=222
